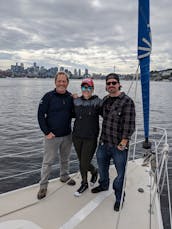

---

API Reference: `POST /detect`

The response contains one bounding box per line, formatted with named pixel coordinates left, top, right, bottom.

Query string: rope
left=114, top=63, right=140, bottom=229
left=126, top=64, right=139, bottom=101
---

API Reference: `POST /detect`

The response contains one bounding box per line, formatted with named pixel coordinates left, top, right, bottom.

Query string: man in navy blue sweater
left=37, top=71, right=76, bottom=200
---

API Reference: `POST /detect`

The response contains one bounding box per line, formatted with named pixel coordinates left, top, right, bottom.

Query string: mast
left=138, top=0, right=152, bottom=149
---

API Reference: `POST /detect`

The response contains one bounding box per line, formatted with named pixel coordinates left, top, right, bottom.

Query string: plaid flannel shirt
left=100, top=92, right=135, bottom=146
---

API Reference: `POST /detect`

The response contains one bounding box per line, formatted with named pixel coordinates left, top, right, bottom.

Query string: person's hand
left=72, top=93, right=78, bottom=99
left=45, top=132, right=55, bottom=139
left=117, top=139, right=128, bottom=151
left=117, top=144, right=127, bottom=151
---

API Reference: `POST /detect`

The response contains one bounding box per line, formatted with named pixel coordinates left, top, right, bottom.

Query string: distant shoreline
left=0, top=76, right=172, bottom=82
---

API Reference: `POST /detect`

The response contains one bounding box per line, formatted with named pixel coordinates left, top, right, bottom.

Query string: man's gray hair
left=55, top=71, right=69, bottom=82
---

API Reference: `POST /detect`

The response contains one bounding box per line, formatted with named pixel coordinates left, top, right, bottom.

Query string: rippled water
left=0, top=78, right=171, bottom=228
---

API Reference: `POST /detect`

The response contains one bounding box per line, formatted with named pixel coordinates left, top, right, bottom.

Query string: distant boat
left=0, top=1, right=171, bottom=229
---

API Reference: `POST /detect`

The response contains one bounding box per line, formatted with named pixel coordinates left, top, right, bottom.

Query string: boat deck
left=0, top=159, right=162, bottom=229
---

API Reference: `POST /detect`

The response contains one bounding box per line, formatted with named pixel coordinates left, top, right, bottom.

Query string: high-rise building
left=83, top=68, right=90, bottom=78
left=60, top=66, right=64, bottom=72
left=85, top=68, right=88, bottom=75
left=114, top=65, right=115, bottom=73
left=74, top=69, right=77, bottom=76
left=78, top=69, right=81, bottom=77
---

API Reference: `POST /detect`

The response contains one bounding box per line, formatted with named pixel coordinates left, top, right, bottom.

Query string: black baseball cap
left=106, top=73, right=120, bottom=82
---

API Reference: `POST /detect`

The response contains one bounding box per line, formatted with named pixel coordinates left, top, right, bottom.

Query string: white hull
left=0, top=159, right=163, bottom=229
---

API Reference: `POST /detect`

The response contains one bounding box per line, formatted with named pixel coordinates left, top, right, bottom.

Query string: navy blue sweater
left=38, top=89, right=73, bottom=137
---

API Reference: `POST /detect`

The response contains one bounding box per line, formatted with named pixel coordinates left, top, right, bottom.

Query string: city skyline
left=0, top=0, right=172, bottom=74
left=1, top=61, right=172, bottom=81
left=1, top=61, right=93, bottom=79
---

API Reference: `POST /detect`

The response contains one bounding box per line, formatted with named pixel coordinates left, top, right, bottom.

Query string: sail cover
left=138, top=0, right=151, bottom=140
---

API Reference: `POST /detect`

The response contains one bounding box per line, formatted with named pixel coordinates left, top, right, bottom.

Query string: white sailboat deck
left=0, top=159, right=162, bottom=229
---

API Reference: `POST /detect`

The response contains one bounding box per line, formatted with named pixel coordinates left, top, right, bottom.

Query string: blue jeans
left=96, top=143, right=128, bottom=203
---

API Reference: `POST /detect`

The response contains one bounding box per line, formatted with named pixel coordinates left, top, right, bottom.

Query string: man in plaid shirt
left=92, top=73, right=135, bottom=212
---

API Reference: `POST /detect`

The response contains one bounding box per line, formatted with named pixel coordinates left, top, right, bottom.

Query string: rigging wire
left=0, top=159, right=79, bottom=181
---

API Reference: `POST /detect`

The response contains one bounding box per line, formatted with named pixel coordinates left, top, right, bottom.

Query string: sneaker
left=90, top=170, right=98, bottom=186
left=91, top=185, right=108, bottom=193
left=37, top=188, right=47, bottom=200
left=60, top=177, right=76, bottom=186
left=74, top=183, right=88, bottom=197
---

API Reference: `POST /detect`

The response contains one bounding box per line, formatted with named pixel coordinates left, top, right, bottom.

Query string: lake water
left=0, top=78, right=171, bottom=228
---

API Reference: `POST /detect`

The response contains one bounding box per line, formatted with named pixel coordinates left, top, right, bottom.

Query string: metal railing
left=0, top=127, right=171, bottom=229
left=129, top=127, right=171, bottom=229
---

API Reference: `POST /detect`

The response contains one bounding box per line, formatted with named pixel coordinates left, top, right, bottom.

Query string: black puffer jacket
left=73, top=95, right=102, bottom=139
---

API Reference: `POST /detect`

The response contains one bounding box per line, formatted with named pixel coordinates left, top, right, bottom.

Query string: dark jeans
left=96, top=143, right=128, bottom=203
left=72, top=136, right=97, bottom=184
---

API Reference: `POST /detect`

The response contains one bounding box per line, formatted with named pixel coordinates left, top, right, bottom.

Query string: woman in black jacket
left=73, top=78, right=102, bottom=196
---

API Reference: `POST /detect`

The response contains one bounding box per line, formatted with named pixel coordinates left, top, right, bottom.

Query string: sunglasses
left=81, top=86, right=93, bottom=91
left=106, top=81, right=118, bottom=86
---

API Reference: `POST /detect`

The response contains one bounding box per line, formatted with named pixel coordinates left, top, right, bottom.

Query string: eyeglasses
left=106, top=81, right=118, bottom=86
left=81, top=86, right=93, bottom=91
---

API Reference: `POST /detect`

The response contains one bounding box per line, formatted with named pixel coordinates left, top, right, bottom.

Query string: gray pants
left=40, top=134, right=72, bottom=188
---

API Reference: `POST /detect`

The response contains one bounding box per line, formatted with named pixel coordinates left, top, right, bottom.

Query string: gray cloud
left=0, top=52, right=13, bottom=60
left=0, top=0, right=171, bottom=73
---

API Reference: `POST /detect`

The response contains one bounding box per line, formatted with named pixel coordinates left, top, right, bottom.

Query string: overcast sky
left=0, top=0, right=171, bottom=74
